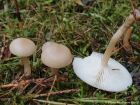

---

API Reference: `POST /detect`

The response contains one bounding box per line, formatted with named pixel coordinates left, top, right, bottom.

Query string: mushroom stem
left=51, top=68, right=59, bottom=76
left=123, top=27, right=132, bottom=49
left=101, top=9, right=140, bottom=66
left=21, top=57, right=31, bottom=76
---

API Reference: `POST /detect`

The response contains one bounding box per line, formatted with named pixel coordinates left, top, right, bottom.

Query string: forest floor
left=0, top=0, right=140, bottom=105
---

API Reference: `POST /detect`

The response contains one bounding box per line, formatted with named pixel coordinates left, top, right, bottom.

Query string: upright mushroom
left=73, top=9, right=140, bottom=92
left=41, top=42, right=73, bottom=76
left=10, top=38, right=36, bottom=77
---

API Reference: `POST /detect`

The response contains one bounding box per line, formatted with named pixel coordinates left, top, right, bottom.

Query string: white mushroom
left=10, top=38, right=36, bottom=77
left=41, top=42, right=73, bottom=75
left=73, top=9, right=140, bottom=92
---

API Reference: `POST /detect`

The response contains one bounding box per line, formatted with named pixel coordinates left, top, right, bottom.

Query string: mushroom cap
left=10, top=38, right=36, bottom=57
left=73, top=52, right=132, bottom=92
left=41, top=42, right=73, bottom=68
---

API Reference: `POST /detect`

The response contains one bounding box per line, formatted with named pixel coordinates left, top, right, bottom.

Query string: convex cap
left=10, top=38, right=36, bottom=57
left=41, top=42, right=73, bottom=68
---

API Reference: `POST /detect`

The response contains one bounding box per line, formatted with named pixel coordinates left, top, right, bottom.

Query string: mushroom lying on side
left=10, top=38, right=36, bottom=77
left=41, top=42, right=73, bottom=76
left=73, top=9, right=140, bottom=92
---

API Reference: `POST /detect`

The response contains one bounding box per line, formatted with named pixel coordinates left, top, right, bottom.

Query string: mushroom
left=73, top=9, right=140, bottom=92
left=41, top=42, right=73, bottom=76
left=10, top=38, right=36, bottom=77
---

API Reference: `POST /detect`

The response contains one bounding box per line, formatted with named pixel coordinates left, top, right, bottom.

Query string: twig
left=30, top=89, right=80, bottom=98
left=46, top=75, right=57, bottom=102
left=33, top=99, right=77, bottom=105
left=0, top=76, right=66, bottom=89
left=27, top=85, right=38, bottom=94
left=0, top=88, right=80, bottom=100
left=60, top=98, right=138, bottom=104
left=18, top=83, right=30, bottom=94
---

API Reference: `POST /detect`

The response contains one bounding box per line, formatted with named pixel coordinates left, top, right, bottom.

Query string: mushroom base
left=73, top=52, right=132, bottom=92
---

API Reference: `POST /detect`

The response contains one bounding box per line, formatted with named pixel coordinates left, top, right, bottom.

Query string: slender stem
left=101, top=9, right=140, bottom=66
left=123, top=27, right=132, bottom=49
left=51, top=68, right=59, bottom=76
left=21, top=57, right=31, bottom=76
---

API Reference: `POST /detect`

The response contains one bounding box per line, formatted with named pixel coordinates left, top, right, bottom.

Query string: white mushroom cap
left=10, top=38, right=36, bottom=57
left=41, top=42, right=73, bottom=68
left=73, top=52, right=132, bottom=92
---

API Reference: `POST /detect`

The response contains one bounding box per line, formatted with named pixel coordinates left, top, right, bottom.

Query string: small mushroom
left=10, top=38, right=36, bottom=77
left=73, top=9, right=140, bottom=92
left=41, top=42, right=73, bottom=76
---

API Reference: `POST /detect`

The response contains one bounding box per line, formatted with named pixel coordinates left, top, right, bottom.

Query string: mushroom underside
left=73, top=52, right=132, bottom=92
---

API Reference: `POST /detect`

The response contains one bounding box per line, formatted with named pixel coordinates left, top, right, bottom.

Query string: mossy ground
left=0, top=0, right=140, bottom=105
